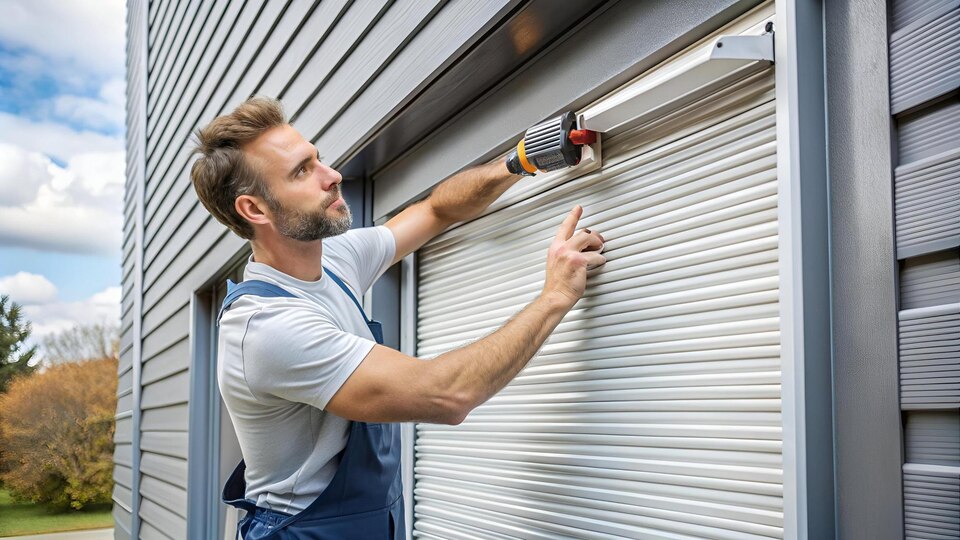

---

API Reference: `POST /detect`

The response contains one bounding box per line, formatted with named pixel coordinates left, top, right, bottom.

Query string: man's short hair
left=190, top=96, right=286, bottom=239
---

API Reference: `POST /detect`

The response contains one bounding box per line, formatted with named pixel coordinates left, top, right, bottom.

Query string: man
left=191, top=96, right=605, bottom=539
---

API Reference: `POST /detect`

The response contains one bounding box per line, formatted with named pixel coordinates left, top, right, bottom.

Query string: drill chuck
left=506, top=111, right=597, bottom=176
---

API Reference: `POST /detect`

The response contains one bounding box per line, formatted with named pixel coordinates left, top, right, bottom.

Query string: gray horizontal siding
left=900, top=249, right=960, bottom=309
left=142, top=432, right=189, bottom=460
left=144, top=0, right=236, bottom=147
left=141, top=370, right=190, bottom=410
left=895, top=148, right=960, bottom=259
left=141, top=478, right=188, bottom=524
left=892, top=0, right=957, bottom=31
left=904, top=411, right=960, bottom=466
left=141, top=303, right=189, bottom=361
left=310, top=0, right=519, bottom=165
left=146, top=0, right=187, bottom=83
left=113, top=505, right=133, bottom=540
left=141, top=452, right=188, bottom=489
left=898, top=303, right=960, bottom=409
left=141, top=233, right=244, bottom=337
left=898, top=97, right=960, bottom=165
left=147, top=0, right=164, bottom=31
left=889, top=2, right=960, bottom=114
left=903, top=465, right=960, bottom=539
left=114, top=442, right=133, bottom=469
left=290, top=0, right=448, bottom=135
left=119, top=342, right=133, bottom=378
left=144, top=0, right=271, bottom=211
left=140, top=495, right=186, bottom=539
left=146, top=0, right=195, bottom=107
left=141, top=337, right=189, bottom=386
left=142, top=403, right=189, bottom=432
left=146, top=0, right=205, bottom=117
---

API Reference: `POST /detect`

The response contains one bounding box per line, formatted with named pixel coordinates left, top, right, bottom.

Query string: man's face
left=243, top=124, right=351, bottom=241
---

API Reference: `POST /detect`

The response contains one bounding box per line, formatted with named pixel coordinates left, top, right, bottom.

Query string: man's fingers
left=555, top=205, right=583, bottom=242
left=568, top=229, right=604, bottom=252
left=584, top=252, right=607, bottom=269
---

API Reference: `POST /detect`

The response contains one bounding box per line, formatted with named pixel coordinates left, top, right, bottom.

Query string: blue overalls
left=218, top=268, right=403, bottom=539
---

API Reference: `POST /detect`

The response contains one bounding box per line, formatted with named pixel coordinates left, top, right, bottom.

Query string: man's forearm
left=427, top=161, right=522, bottom=223
left=430, top=292, right=570, bottom=416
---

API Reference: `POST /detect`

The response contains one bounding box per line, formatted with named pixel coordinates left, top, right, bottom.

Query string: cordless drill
left=505, top=111, right=598, bottom=176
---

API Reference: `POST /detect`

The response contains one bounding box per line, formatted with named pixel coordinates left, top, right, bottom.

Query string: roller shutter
left=414, top=63, right=782, bottom=539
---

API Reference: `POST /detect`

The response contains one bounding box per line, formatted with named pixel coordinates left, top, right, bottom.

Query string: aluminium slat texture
left=890, top=0, right=960, bottom=260
left=905, top=411, right=960, bottom=466
left=899, top=303, right=960, bottom=409
left=898, top=97, right=960, bottom=166
left=895, top=147, right=960, bottom=259
left=415, top=72, right=782, bottom=539
left=892, top=1, right=960, bottom=529
left=901, top=250, right=960, bottom=310
left=893, top=0, right=960, bottom=30
left=889, top=1, right=960, bottom=115
left=903, top=463, right=960, bottom=540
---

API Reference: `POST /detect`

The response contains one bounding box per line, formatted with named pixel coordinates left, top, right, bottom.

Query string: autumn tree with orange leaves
left=0, top=357, right=117, bottom=510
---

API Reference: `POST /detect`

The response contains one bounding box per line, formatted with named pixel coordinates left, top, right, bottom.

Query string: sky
left=0, top=0, right=126, bottom=345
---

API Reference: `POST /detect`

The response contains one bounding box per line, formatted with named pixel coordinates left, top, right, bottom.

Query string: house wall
left=115, top=0, right=881, bottom=537
left=117, top=0, right=621, bottom=536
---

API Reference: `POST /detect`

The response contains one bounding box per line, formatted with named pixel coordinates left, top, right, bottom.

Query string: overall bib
left=218, top=268, right=403, bottom=539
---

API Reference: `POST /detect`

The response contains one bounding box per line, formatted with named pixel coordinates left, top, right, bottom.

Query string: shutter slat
left=415, top=67, right=781, bottom=537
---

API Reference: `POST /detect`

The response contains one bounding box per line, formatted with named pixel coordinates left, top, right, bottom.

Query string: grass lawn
left=0, top=488, right=113, bottom=537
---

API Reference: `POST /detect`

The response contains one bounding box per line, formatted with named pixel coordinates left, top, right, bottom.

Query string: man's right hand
left=542, top=205, right=606, bottom=309
left=326, top=204, right=607, bottom=425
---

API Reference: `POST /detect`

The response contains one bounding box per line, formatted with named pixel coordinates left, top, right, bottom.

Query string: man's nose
left=320, top=164, right=342, bottom=190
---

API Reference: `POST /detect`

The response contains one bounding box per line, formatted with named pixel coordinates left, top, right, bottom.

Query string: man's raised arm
left=326, top=205, right=605, bottom=425
left=384, top=161, right=522, bottom=266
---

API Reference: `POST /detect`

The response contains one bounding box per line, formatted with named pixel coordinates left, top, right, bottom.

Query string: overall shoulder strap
left=322, top=267, right=372, bottom=323
left=217, top=279, right=296, bottom=324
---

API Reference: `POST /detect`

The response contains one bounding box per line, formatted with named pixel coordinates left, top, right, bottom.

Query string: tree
left=42, top=322, right=120, bottom=366
left=0, top=294, right=37, bottom=394
left=0, top=357, right=117, bottom=510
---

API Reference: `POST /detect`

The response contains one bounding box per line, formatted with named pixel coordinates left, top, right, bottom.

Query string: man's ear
left=236, top=195, right=271, bottom=227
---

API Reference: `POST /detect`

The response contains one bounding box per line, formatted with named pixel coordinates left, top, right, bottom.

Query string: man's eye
left=297, top=166, right=307, bottom=176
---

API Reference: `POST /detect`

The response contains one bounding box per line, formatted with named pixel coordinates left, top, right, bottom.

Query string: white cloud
left=0, top=144, right=124, bottom=256
left=0, top=0, right=126, bottom=78
left=0, top=144, right=48, bottom=205
left=0, top=112, right=123, bottom=164
left=52, top=78, right=127, bottom=133
left=0, top=272, right=58, bottom=305
left=21, top=286, right=121, bottom=342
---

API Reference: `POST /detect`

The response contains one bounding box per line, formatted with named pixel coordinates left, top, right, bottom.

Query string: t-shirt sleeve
left=323, top=226, right=396, bottom=296
left=240, top=304, right=376, bottom=410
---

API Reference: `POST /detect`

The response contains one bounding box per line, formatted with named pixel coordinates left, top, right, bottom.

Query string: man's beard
left=268, top=191, right=352, bottom=241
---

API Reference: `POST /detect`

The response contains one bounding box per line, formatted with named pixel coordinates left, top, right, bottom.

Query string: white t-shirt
left=217, top=226, right=396, bottom=514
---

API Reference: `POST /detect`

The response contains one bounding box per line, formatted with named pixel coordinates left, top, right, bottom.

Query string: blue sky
left=0, top=0, right=126, bottom=343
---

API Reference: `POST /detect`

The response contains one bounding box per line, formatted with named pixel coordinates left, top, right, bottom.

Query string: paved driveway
left=5, top=529, right=113, bottom=540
